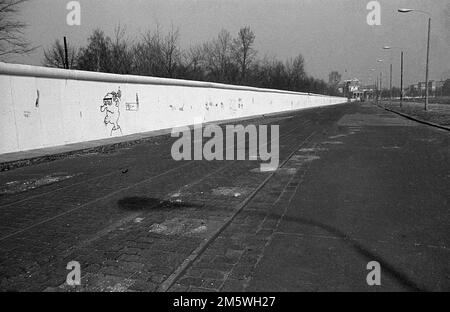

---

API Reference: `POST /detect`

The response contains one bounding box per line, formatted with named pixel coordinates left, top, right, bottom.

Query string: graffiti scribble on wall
left=35, top=90, right=40, bottom=108
left=169, top=103, right=185, bottom=111
left=126, top=93, right=140, bottom=111
left=101, top=88, right=123, bottom=136
left=238, top=98, right=244, bottom=109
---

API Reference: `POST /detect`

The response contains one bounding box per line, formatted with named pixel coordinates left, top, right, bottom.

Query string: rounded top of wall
left=0, top=62, right=343, bottom=99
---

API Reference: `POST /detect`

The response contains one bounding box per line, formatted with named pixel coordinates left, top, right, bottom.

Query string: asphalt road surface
left=0, top=102, right=448, bottom=292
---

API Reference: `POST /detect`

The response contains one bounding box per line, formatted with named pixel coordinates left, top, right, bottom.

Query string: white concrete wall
left=0, top=62, right=346, bottom=154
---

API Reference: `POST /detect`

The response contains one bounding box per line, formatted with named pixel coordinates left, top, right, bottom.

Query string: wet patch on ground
left=147, top=217, right=223, bottom=237
left=322, top=141, right=344, bottom=145
left=381, top=146, right=402, bottom=150
left=328, top=134, right=348, bottom=139
left=290, top=155, right=321, bottom=163
left=0, top=173, right=78, bottom=195
left=211, top=187, right=253, bottom=198
left=274, top=168, right=298, bottom=175
left=117, top=197, right=201, bottom=211
left=56, top=274, right=135, bottom=292
left=298, top=147, right=327, bottom=153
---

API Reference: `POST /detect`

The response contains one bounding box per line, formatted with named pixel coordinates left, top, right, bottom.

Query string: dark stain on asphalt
left=118, top=196, right=202, bottom=211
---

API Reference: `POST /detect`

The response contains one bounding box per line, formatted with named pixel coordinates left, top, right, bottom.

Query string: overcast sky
left=9, top=0, right=450, bottom=87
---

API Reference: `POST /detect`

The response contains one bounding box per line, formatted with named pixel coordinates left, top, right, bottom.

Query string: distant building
left=418, top=82, right=426, bottom=95
left=362, top=85, right=376, bottom=101
left=343, top=79, right=363, bottom=102
left=414, top=80, right=445, bottom=97
left=435, top=81, right=445, bottom=96
left=407, top=84, right=419, bottom=97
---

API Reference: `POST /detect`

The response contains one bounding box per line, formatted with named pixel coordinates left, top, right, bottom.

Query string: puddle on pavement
left=274, top=168, right=298, bottom=175
left=322, top=141, right=344, bottom=145
left=60, top=275, right=134, bottom=292
left=0, top=173, right=78, bottom=195
left=416, top=138, right=438, bottom=143
left=117, top=196, right=200, bottom=211
left=328, top=134, right=347, bottom=139
left=298, top=147, right=327, bottom=153
left=250, top=167, right=267, bottom=173
left=148, top=217, right=210, bottom=236
left=248, top=164, right=279, bottom=173
left=382, top=146, right=402, bottom=150
left=290, top=155, right=321, bottom=162
left=169, top=192, right=182, bottom=199
left=211, top=186, right=252, bottom=197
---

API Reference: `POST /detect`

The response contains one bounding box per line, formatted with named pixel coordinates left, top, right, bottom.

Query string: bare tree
left=233, top=26, right=256, bottom=83
left=0, top=0, right=34, bottom=58
left=328, top=71, right=342, bottom=86
left=161, top=25, right=181, bottom=78
left=181, top=44, right=206, bottom=80
left=132, top=25, right=165, bottom=76
left=203, top=29, right=237, bottom=83
left=286, top=54, right=306, bottom=91
left=109, top=24, right=133, bottom=74
left=43, top=39, right=78, bottom=69
left=77, top=29, right=112, bottom=72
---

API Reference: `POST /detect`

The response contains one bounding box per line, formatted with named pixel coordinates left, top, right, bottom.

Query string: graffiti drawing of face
left=100, top=89, right=123, bottom=136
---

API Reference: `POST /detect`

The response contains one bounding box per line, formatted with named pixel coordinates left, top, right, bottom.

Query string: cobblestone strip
left=0, top=162, right=194, bottom=242
left=0, top=105, right=351, bottom=291
left=49, top=130, right=307, bottom=292
left=0, top=118, right=308, bottom=291
left=167, top=137, right=319, bottom=292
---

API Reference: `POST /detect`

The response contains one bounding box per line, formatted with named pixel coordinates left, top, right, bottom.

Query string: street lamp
left=377, top=60, right=383, bottom=103
left=398, top=8, right=431, bottom=111
left=383, top=46, right=404, bottom=108
left=369, top=69, right=376, bottom=101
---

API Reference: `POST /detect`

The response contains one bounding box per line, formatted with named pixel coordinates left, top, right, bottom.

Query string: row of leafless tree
left=0, top=0, right=33, bottom=57
left=0, top=0, right=339, bottom=95
left=42, top=25, right=339, bottom=95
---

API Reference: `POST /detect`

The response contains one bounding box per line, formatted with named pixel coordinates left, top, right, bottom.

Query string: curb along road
left=374, top=102, right=450, bottom=132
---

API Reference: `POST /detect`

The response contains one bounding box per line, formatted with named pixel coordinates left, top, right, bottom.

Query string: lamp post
left=370, top=68, right=376, bottom=103
left=377, top=59, right=383, bottom=104
left=398, top=8, right=431, bottom=111
left=383, top=46, right=404, bottom=109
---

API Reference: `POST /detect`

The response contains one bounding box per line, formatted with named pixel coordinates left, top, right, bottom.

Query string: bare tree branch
left=0, top=0, right=35, bottom=59
left=43, top=39, right=78, bottom=69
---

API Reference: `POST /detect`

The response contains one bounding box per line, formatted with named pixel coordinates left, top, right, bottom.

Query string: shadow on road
left=257, top=211, right=426, bottom=291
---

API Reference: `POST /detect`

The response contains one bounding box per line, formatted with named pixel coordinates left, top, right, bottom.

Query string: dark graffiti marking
left=101, top=88, right=123, bottom=136
left=125, top=93, right=140, bottom=111
left=169, top=103, right=185, bottom=111
left=35, top=90, right=40, bottom=108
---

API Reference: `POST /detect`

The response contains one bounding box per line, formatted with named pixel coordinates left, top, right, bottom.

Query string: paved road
left=0, top=102, right=448, bottom=291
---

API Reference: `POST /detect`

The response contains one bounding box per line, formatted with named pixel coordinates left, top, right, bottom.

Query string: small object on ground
left=122, top=169, right=129, bottom=174
left=190, top=225, right=207, bottom=234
